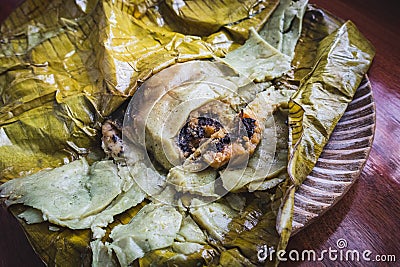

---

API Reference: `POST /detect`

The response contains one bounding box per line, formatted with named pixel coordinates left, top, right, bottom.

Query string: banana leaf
left=291, top=5, right=343, bottom=81
left=0, top=0, right=280, bottom=265
left=8, top=201, right=148, bottom=267
left=218, top=248, right=258, bottom=267
left=260, top=0, right=308, bottom=58
left=219, top=28, right=292, bottom=82
left=0, top=0, right=105, bottom=181
left=288, top=20, right=375, bottom=187
left=1, top=0, right=275, bottom=181
left=219, top=0, right=309, bottom=83
left=158, top=0, right=279, bottom=38
left=221, top=193, right=280, bottom=265
left=273, top=19, right=375, bottom=260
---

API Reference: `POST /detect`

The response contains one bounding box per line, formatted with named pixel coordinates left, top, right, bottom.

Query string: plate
left=292, top=76, right=375, bottom=234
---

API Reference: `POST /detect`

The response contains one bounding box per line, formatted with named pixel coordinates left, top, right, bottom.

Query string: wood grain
left=0, top=0, right=399, bottom=266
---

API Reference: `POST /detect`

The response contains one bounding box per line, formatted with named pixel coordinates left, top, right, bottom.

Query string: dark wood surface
left=1, top=0, right=399, bottom=266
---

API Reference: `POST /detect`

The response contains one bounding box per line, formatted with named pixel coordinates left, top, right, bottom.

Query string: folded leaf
left=1, top=0, right=277, bottom=181
left=291, top=6, right=343, bottom=81
left=0, top=0, right=106, bottom=181
left=288, top=20, right=375, bottom=186
left=0, top=158, right=146, bottom=235
left=221, top=193, right=280, bottom=266
left=103, top=203, right=183, bottom=266
left=159, top=0, right=279, bottom=37
left=260, top=0, right=308, bottom=58
left=219, top=28, right=291, bottom=82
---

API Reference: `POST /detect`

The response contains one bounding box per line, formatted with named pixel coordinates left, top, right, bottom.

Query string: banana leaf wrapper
left=291, top=5, right=344, bottom=82
left=260, top=0, right=308, bottom=58
left=288, top=20, right=375, bottom=187
left=134, top=190, right=286, bottom=267
left=8, top=201, right=148, bottom=267
left=0, top=0, right=279, bottom=265
left=0, top=0, right=278, bottom=181
left=158, top=0, right=279, bottom=41
left=0, top=0, right=104, bottom=181
left=215, top=7, right=376, bottom=266
left=0, top=2, right=375, bottom=267
left=273, top=17, right=375, bottom=262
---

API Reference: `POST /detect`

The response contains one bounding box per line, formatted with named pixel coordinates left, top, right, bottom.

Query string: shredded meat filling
left=101, top=119, right=124, bottom=158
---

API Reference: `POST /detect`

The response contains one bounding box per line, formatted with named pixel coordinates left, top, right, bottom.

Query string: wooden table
left=1, top=0, right=399, bottom=266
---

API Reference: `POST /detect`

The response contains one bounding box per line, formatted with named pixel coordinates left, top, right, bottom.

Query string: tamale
left=0, top=1, right=376, bottom=266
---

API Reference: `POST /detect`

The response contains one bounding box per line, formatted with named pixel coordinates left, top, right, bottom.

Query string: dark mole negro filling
left=242, top=117, right=257, bottom=137
left=178, top=117, right=227, bottom=156
left=178, top=113, right=257, bottom=158
left=240, top=109, right=257, bottom=138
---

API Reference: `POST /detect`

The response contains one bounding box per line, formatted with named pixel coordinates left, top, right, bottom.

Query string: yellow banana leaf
left=0, top=0, right=280, bottom=265
left=1, top=0, right=279, bottom=181
left=0, top=0, right=105, bottom=181
left=158, top=0, right=279, bottom=37
left=274, top=18, right=375, bottom=261
left=291, top=5, right=343, bottom=82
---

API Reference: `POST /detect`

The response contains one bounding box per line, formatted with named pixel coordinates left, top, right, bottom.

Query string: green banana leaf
left=0, top=0, right=280, bottom=265
left=260, top=0, right=308, bottom=58
left=0, top=0, right=278, bottom=181
left=288, top=20, right=375, bottom=187
left=291, top=5, right=343, bottom=81
left=0, top=0, right=105, bottom=181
